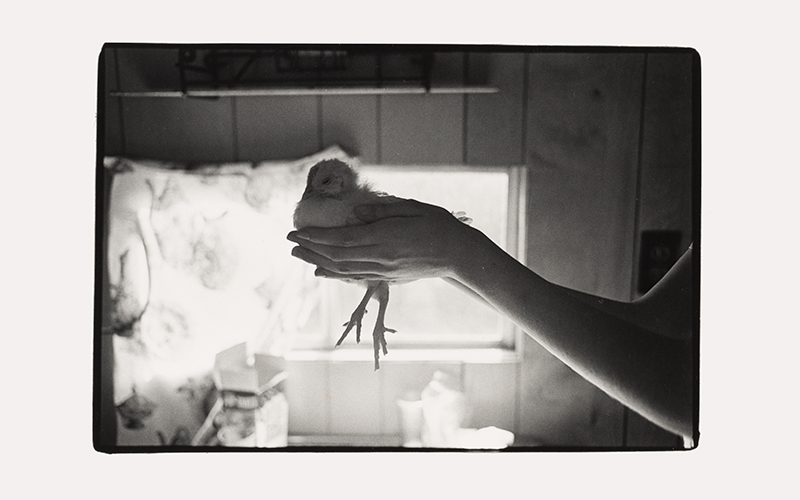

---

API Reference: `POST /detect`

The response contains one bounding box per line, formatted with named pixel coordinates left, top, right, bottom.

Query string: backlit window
left=295, top=165, right=526, bottom=352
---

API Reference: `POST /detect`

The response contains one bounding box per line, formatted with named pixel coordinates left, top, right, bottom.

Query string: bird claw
left=337, top=308, right=368, bottom=346
left=334, top=281, right=395, bottom=370
left=372, top=322, right=397, bottom=371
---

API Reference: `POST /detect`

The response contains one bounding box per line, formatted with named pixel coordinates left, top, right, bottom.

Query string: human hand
left=286, top=199, right=480, bottom=283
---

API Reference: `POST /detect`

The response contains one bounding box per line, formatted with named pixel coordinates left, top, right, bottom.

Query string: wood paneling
left=463, top=362, right=518, bottom=432
left=285, top=360, right=330, bottom=435
left=466, top=52, right=526, bottom=165
left=235, top=96, right=319, bottom=161
left=122, top=97, right=235, bottom=162
left=430, top=52, right=466, bottom=86
left=380, top=94, right=463, bottom=164
left=525, top=52, right=645, bottom=301
left=636, top=52, right=694, bottom=243
left=627, top=52, right=695, bottom=442
left=103, top=48, right=124, bottom=156
left=518, top=52, right=648, bottom=447
left=518, top=337, right=625, bottom=446
left=321, top=95, right=379, bottom=163
left=116, top=46, right=181, bottom=92
left=328, top=361, right=382, bottom=435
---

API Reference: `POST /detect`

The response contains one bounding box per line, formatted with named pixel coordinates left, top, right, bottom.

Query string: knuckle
left=324, top=246, right=343, bottom=261
left=371, top=246, right=393, bottom=266
left=334, top=262, right=352, bottom=274
left=340, top=231, right=358, bottom=247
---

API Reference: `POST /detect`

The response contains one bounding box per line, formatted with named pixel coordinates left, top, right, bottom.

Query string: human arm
left=450, top=230, right=694, bottom=438
left=287, top=199, right=695, bottom=438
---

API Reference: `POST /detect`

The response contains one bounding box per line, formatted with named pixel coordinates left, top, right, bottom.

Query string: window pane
left=328, top=167, right=511, bottom=345
left=361, top=168, right=509, bottom=253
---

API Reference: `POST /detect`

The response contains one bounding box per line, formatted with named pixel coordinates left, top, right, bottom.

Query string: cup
left=396, top=398, right=423, bottom=447
left=217, top=425, right=257, bottom=447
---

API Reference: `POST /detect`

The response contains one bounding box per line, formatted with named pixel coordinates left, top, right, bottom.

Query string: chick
left=293, top=159, right=399, bottom=370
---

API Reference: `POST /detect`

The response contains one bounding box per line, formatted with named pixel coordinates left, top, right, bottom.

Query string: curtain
left=103, top=146, right=350, bottom=446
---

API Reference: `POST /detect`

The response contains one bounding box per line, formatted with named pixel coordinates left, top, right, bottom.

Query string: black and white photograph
left=6, top=3, right=800, bottom=497
left=95, top=44, right=699, bottom=452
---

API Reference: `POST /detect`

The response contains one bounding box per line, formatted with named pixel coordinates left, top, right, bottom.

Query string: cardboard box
left=213, top=343, right=288, bottom=447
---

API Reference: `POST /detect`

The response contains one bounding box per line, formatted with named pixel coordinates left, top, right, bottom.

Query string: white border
left=6, top=2, right=799, bottom=497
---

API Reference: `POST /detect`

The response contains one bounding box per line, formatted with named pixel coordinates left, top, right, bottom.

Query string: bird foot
left=333, top=281, right=394, bottom=370
left=372, top=321, right=397, bottom=371
left=337, top=307, right=368, bottom=346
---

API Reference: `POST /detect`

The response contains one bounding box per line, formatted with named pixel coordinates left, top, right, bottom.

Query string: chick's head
left=302, top=159, right=359, bottom=199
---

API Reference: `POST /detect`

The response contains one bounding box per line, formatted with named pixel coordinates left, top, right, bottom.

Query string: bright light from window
left=323, top=166, right=516, bottom=349
left=107, top=158, right=522, bottom=364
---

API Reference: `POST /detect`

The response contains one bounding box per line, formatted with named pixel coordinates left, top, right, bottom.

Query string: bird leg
left=336, top=282, right=378, bottom=347
left=371, top=281, right=396, bottom=371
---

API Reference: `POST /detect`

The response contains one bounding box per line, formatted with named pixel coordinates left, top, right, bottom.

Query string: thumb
left=354, top=199, right=424, bottom=222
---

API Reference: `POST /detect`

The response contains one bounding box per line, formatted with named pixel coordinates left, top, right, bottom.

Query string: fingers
left=287, top=199, right=443, bottom=245
left=288, top=223, right=379, bottom=247
left=290, top=237, right=383, bottom=264
left=314, top=267, right=388, bottom=282
left=291, top=245, right=389, bottom=276
left=353, top=198, right=425, bottom=223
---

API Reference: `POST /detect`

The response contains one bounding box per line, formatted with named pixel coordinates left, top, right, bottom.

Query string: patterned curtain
left=104, top=146, right=350, bottom=446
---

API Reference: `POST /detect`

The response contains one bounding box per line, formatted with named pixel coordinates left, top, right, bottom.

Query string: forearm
left=452, top=228, right=694, bottom=437
left=442, top=277, right=496, bottom=310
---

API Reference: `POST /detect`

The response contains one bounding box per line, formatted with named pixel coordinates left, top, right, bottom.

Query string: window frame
left=287, top=164, right=527, bottom=360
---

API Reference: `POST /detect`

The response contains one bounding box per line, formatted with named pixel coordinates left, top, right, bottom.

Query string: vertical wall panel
left=463, top=362, right=518, bottom=432
left=517, top=337, right=625, bottom=446
left=328, top=361, right=382, bottom=435
left=639, top=53, right=694, bottom=173
left=632, top=52, right=695, bottom=296
left=518, top=52, right=644, bottom=447
left=380, top=94, right=463, bottom=165
left=285, top=360, right=330, bottom=435
left=525, top=52, right=645, bottom=300
left=103, top=48, right=124, bottom=156
left=116, top=46, right=182, bottom=92
left=626, top=52, right=695, bottom=444
left=236, top=96, right=319, bottom=161
left=122, top=97, right=235, bottom=162
left=321, top=95, right=379, bottom=163
left=430, top=52, right=466, bottom=86
left=466, top=52, right=526, bottom=165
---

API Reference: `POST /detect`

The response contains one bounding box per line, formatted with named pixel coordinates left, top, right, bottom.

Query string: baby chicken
left=293, top=159, right=399, bottom=370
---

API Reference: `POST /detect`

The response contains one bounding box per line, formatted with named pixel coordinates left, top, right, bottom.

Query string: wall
left=100, top=46, right=695, bottom=447
left=521, top=53, right=643, bottom=446
left=103, top=49, right=522, bottom=165
left=627, top=53, right=696, bottom=446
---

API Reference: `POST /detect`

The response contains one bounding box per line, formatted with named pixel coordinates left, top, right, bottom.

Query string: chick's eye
left=322, top=177, right=331, bottom=185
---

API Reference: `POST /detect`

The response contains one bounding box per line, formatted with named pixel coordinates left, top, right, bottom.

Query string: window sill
left=285, top=347, right=521, bottom=364
left=288, top=434, right=402, bottom=448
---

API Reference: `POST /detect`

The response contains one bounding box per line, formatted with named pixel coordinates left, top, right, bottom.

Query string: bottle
left=420, top=371, right=466, bottom=448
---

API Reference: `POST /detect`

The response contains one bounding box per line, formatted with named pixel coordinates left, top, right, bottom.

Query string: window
left=105, top=157, right=525, bottom=371
left=290, top=165, right=526, bottom=353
